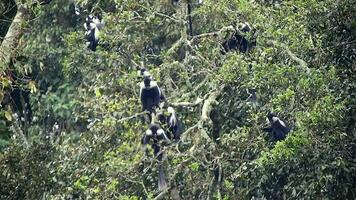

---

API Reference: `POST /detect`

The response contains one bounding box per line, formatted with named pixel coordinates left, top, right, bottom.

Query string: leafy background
left=0, top=0, right=355, bottom=199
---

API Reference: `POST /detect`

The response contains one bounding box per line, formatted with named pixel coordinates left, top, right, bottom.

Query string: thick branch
left=170, top=97, right=204, bottom=107
left=282, top=44, right=310, bottom=73
left=201, top=90, right=221, bottom=124
left=10, top=122, right=29, bottom=148
left=269, top=40, right=310, bottom=73
left=0, top=1, right=52, bottom=67
left=191, top=25, right=235, bottom=42
left=0, top=4, right=30, bottom=66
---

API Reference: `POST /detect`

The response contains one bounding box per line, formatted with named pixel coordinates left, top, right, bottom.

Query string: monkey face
left=144, top=77, right=151, bottom=87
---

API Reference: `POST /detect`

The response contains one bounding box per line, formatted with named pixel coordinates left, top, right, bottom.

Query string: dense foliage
left=1, top=0, right=355, bottom=199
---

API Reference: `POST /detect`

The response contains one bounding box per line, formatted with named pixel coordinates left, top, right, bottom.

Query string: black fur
left=141, top=124, right=169, bottom=191
left=262, top=113, right=290, bottom=141
left=221, top=23, right=257, bottom=54
left=140, top=77, right=163, bottom=113
left=167, top=108, right=183, bottom=141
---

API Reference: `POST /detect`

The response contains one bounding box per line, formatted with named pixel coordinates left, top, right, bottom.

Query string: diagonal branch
left=269, top=40, right=310, bottom=73
left=0, top=1, right=52, bottom=67
left=282, top=44, right=310, bottom=73
left=191, top=25, right=235, bottom=42
left=0, top=3, right=30, bottom=66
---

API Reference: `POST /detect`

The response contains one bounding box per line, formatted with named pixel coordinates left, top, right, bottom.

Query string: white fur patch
left=272, top=117, right=279, bottom=122
left=146, top=129, right=152, bottom=136
left=157, top=129, right=164, bottom=135
left=169, top=115, right=177, bottom=127
left=273, top=117, right=286, bottom=127
left=93, top=17, right=100, bottom=25
left=89, top=23, right=96, bottom=30
left=141, top=81, right=157, bottom=89
left=143, top=71, right=151, bottom=77
left=94, top=28, right=99, bottom=40
left=167, top=107, right=175, bottom=114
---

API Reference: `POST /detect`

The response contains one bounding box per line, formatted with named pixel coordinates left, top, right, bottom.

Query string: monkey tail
left=187, top=0, right=193, bottom=37
left=158, top=163, right=167, bottom=191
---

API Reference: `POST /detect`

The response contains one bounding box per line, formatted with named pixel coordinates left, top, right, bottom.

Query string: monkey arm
left=262, top=127, right=273, bottom=132
left=141, top=134, right=150, bottom=145
left=152, top=86, right=161, bottom=107
left=140, top=89, right=148, bottom=110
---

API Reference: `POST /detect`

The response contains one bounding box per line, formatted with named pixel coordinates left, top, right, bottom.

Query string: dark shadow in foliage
left=1, top=69, right=33, bottom=125
left=210, top=108, right=221, bottom=144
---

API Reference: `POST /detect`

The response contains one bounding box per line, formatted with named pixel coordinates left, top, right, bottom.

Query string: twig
left=170, top=98, right=204, bottom=107
left=180, top=76, right=209, bottom=99
left=191, top=25, right=235, bottom=42
left=116, top=111, right=149, bottom=123
left=153, top=189, right=169, bottom=200
left=140, top=5, right=180, bottom=23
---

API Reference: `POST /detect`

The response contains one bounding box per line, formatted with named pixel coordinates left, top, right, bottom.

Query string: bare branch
left=282, top=44, right=310, bottom=73
left=153, top=189, right=169, bottom=200
left=0, top=1, right=52, bottom=67
left=201, top=89, right=223, bottom=123
left=116, top=111, right=149, bottom=123
left=268, top=40, right=310, bottom=73
left=0, top=4, right=30, bottom=66
left=140, top=5, right=180, bottom=23
left=180, top=75, right=209, bottom=99
left=170, top=97, right=204, bottom=107
left=191, top=25, right=235, bottom=42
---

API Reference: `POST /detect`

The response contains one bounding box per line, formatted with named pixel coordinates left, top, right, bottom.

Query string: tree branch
left=0, top=3, right=30, bottom=66
left=268, top=40, right=310, bottom=73
left=0, top=1, right=52, bottom=67
left=191, top=25, right=235, bottom=42
left=282, top=44, right=310, bottom=73
left=116, top=111, right=149, bottom=123
left=201, top=88, right=223, bottom=124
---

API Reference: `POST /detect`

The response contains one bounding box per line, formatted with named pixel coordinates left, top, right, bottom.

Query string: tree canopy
left=0, top=0, right=355, bottom=199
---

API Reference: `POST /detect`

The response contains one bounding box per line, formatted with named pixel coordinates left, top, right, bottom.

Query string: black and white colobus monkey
left=142, top=123, right=169, bottom=191
left=166, top=107, right=183, bottom=141
left=262, top=113, right=290, bottom=141
left=68, top=3, right=81, bottom=27
left=74, top=4, right=80, bottom=16
left=139, top=75, right=164, bottom=113
left=221, top=22, right=257, bottom=54
left=84, top=15, right=104, bottom=51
